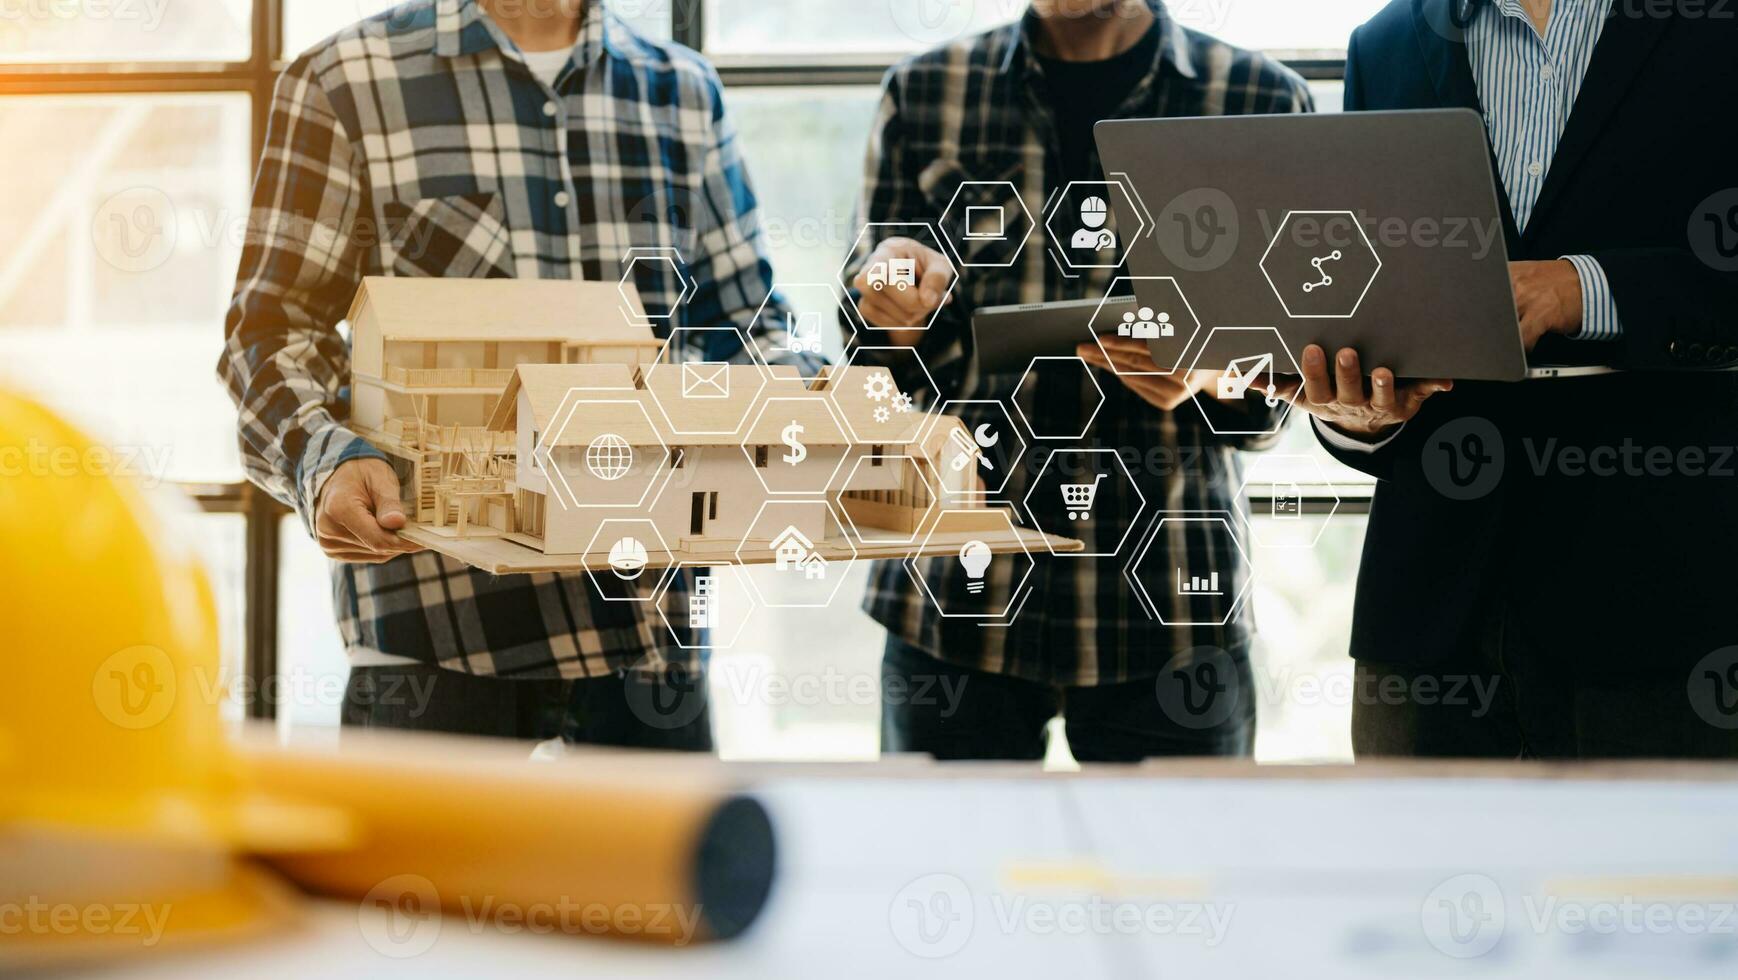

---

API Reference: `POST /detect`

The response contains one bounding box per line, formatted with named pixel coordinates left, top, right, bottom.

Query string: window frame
left=0, top=0, right=1358, bottom=720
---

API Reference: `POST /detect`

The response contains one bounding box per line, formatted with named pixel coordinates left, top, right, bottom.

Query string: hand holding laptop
left=851, top=237, right=955, bottom=343
left=1273, top=346, right=1453, bottom=443
left=1277, top=259, right=1583, bottom=442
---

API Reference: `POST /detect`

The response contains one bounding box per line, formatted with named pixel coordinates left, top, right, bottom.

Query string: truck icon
left=865, top=258, right=917, bottom=292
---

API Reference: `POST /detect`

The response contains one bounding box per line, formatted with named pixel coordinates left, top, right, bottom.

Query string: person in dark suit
left=1281, top=0, right=1738, bottom=759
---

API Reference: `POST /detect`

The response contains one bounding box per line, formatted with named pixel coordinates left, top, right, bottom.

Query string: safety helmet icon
left=1079, top=195, right=1109, bottom=228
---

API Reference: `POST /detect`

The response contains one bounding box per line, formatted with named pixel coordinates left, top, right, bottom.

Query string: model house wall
left=479, top=361, right=968, bottom=557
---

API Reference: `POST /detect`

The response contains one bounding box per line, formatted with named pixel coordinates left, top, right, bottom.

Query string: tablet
left=971, top=295, right=1135, bottom=376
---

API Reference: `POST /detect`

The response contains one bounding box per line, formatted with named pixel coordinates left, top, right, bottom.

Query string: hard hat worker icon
left=1071, top=195, right=1117, bottom=251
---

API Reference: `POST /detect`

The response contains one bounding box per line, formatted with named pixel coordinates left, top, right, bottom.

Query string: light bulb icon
left=958, top=540, right=992, bottom=594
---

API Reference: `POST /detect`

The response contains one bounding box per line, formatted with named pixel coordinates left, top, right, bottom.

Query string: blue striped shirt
left=1465, top=0, right=1622, bottom=340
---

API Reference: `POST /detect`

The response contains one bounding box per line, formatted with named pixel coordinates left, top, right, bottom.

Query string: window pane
left=0, top=0, right=250, bottom=62
left=279, top=515, right=348, bottom=736
left=730, top=86, right=881, bottom=361
left=1250, top=514, right=1364, bottom=763
left=0, top=94, right=251, bottom=484
left=284, top=1, right=672, bottom=60
left=177, top=512, right=250, bottom=726
left=705, top=0, right=1386, bottom=57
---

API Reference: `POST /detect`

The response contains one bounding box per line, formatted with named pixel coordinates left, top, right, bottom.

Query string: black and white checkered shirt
left=846, top=3, right=1312, bottom=686
left=220, top=0, right=798, bottom=678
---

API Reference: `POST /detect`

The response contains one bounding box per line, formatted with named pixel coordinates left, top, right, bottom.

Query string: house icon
left=798, top=552, right=829, bottom=581
left=771, top=525, right=814, bottom=572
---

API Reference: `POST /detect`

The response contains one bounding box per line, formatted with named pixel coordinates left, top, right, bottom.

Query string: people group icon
left=1118, top=306, right=1172, bottom=339
left=1071, top=195, right=1117, bottom=251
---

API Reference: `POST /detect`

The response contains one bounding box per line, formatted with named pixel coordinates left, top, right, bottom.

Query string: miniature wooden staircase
left=403, top=426, right=446, bottom=523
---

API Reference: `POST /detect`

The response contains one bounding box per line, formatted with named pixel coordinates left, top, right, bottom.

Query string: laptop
left=965, top=205, right=1007, bottom=241
left=1094, top=109, right=1637, bottom=381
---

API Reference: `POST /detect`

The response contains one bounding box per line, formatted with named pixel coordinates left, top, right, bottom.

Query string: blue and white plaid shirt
left=846, top=3, right=1312, bottom=686
left=220, top=0, right=795, bottom=678
left=1465, top=0, right=1622, bottom=340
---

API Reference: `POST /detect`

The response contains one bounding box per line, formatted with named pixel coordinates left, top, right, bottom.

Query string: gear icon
left=873, top=406, right=891, bottom=424
left=863, top=372, right=894, bottom=403
left=891, top=392, right=914, bottom=414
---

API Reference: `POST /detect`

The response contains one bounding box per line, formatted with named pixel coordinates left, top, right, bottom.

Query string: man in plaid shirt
left=220, top=0, right=799, bottom=744
left=845, top=0, right=1312, bottom=761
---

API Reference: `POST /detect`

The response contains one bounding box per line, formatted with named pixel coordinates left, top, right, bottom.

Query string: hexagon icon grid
left=1183, top=326, right=1301, bottom=439
left=1011, top=356, right=1105, bottom=441
left=534, top=392, right=670, bottom=512
left=1020, top=447, right=1147, bottom=558
left=938, top=180, right=1036, bottom=270
left=1258, top=210, right=1382, bottom=319
left=1042, top=176, right=1150, bottom=275
left=584, top=518, right=674, bottom=602
left=754, top=282, right=846, bottom=357
left=826, top=347, right=938, bottom=447
left=735, top=499, right=859, bottom=609
left=653, top=562, right=757, bottom=651
left=922, top=399, right=1027, bottom=498
left=1088, top=277, right=1202, bottom=376
left=1123, top=514, right=1253, bottom=627
left=908, top=508, right=1034, bottom=621
left=1235, top=455, right=1342, bottom=550
left=741, top=395, right=852, bottom=496
left=838, top=221, right=957, bottom=332
left=834, top=451, right=939, bottom=548
left=641, top=325, right=770, bottom=437
left=618, top=245, right=697, bottom=323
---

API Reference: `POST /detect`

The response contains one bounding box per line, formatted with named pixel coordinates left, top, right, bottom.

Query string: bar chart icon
left=1175, top=568, right=1223, bottom=597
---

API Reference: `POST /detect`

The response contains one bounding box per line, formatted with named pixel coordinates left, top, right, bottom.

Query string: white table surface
left=57, top=769, right=1738, bottom=980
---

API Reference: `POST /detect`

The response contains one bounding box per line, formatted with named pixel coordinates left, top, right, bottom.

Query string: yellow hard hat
left=0, top=390, right=344, bottom=966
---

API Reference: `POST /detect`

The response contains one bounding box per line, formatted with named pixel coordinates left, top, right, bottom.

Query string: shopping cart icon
left=1060, top=473, right=1108, bottom=521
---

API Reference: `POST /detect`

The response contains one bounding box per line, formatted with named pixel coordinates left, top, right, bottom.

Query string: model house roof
left=639, top=363, right=767, bottom=418
left=742, top=396, right=854, bottom=446
left=487, top=363, right=638, bottom=433
left=488, top=362, right=937, bottom=451
left=822, top=365, right=928, bottom=444
left=348, top=276, right=652, bottom=342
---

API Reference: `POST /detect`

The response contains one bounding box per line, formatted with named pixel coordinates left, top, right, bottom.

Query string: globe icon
left=585, top=433, right=634, bottom=481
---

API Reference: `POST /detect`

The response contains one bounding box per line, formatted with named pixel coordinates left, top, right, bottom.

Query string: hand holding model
left=315, top=458, right=425, bottom=564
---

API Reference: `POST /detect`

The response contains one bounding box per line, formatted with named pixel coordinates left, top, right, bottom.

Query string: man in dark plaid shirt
left=220, top=0, right=799, bottom=743
left=845, top=0, right=1312, bottom=761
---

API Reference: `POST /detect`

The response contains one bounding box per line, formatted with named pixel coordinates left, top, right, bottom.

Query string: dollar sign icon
left=781, top=420, right=807, bottom=465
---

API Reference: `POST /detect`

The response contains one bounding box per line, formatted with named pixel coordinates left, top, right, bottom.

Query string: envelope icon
left=682, top=361, right=730, bottom=399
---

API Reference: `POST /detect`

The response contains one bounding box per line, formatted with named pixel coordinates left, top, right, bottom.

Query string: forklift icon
left=785, top=311, right=824, bottom=355
left=865, top=257, right=917, bottom=292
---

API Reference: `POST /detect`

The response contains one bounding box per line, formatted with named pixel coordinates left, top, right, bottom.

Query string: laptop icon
left=965, top=205, right=1006, bottom=241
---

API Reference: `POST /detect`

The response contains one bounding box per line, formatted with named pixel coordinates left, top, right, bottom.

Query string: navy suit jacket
left=1322, top=0, right=1738, bottom=675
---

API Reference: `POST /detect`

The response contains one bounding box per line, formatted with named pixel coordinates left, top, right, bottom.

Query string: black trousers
left=1353, top=610, right=1738, bottom=760
left=880, top=638, right=1254, bottom=763
left=342, top=661, right=713, bottom=751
